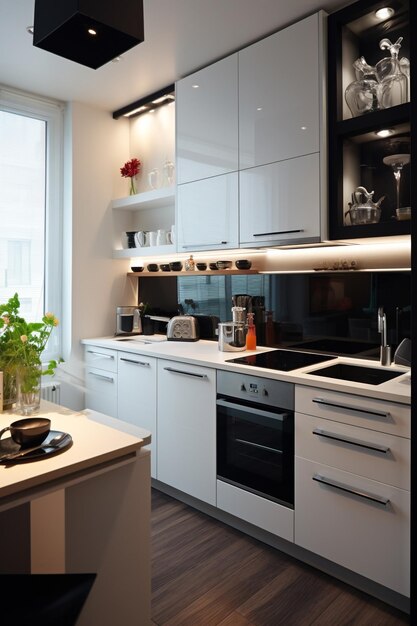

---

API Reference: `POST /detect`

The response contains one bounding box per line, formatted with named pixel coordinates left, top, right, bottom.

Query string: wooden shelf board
left=128, top=269, right=259, bottom=277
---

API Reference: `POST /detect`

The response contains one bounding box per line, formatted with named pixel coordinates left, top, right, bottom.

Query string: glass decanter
left=345, top=56, right=382, bottom=117
left=376, top=38, right=410, bottom=109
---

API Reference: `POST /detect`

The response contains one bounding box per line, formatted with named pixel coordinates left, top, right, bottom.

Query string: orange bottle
left=245, top=312, right=257, bottom=350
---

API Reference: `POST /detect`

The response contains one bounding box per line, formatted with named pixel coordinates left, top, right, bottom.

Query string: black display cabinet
left=328, top=0, right=411, bottom=240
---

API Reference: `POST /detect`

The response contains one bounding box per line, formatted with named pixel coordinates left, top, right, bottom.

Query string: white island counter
left=0, top=401, right=152, bottom=626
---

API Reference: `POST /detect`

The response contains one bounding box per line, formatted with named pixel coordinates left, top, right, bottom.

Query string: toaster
left=167, top=316, right=199, bottom=341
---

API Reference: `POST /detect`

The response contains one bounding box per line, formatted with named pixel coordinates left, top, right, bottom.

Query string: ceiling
left=0, top=0, right=349, bottom=113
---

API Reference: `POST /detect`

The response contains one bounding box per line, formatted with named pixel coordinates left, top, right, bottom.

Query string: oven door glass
left=217, top=397, right=294, bottom=507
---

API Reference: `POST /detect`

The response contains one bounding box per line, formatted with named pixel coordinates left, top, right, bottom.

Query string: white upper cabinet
left=239, top=153, right=322, bottom=246
left=176, top=54, right=239, bottom=184
left=176, top=172, right=239, bottom=251
left=239, top=12, right=323, bottom=169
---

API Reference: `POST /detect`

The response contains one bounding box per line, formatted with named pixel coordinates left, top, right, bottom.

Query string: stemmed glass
left=382, top=153, right=410, bottom=213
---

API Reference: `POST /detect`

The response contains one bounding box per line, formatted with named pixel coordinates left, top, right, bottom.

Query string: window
left=0, top=87, right=63, bottom=361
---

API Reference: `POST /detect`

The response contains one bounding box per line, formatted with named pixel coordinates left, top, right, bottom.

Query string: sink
left=306, top=363, right=405, bottom=385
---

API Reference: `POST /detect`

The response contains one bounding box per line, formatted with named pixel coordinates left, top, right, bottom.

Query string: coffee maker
left=115, top=306, right=142, bottom=335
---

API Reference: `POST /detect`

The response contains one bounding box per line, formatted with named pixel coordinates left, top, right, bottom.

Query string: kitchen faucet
left=378, top=307, right=391, bottom=366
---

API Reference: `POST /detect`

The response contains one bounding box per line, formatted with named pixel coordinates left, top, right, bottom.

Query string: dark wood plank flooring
left=151, top=489, right=409, bottom=626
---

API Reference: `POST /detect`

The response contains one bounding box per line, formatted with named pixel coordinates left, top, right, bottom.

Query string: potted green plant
left=0, top=293, right=61, bottom=414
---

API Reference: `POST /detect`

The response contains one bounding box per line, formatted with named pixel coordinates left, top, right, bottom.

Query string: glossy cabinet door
left=157, top=360, right=216, bottom=505
left=239, top=154, right=322, bottom=246
left=176, top=172, right=239, bottom=251
left=117, top=352, right=157, bottom=478
left=239, top=12, right=322, bottom=170
left=176, top=53, right=238, bottom=184
left=85, top=346, right=118, bottom=417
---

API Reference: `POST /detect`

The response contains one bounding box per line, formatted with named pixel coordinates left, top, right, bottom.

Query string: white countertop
left=0, top=400, right=151, bottom=501
left=82, top=336, right=411, bottom=405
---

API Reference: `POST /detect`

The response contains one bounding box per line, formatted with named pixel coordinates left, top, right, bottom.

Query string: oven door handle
left=216, top=398, right=289, bottom=421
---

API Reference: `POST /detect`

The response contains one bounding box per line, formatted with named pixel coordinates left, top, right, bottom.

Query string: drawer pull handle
left=120, top=357, right=150, bottom=367
left=312, top=428, right=390, bottom=454
left=312, top=473, right=389, bottom=506
left=181, top=242, right=228, bottom=248
left=87, top=350, right=115, bottom=360
left=88, top=371, right=115, bottom=383
left=312, top=397, right=391, bottom=420
left=164, top=367, right=208, bottom=379
left=253, top=229, right=303, bottom=237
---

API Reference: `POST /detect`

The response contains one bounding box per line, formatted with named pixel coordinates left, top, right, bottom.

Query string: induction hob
left=227, top=349, right=336, bottom=371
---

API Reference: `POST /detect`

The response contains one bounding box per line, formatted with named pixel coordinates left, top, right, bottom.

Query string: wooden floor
left=151, top=489, right=409, bottom=626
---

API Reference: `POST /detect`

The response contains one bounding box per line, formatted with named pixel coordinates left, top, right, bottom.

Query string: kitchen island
left=0, top=401, right=152, bottom=626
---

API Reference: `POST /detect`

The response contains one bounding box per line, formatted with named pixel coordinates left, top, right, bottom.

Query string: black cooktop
left=227, top=349, right=335, bottom=371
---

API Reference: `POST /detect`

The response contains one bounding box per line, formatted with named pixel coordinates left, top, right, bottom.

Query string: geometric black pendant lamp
left=33, top=0, right=144, bottom=69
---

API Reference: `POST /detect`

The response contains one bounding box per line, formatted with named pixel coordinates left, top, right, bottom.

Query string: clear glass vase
left=1, top=365, right=17, bottom=410
left=15, top=363, right=42, bottom=416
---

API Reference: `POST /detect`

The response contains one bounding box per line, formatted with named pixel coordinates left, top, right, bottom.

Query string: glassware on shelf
left=345, top=57, right=382, bottom=117
left=382, top=153, right=411, bottom=216
left=184, top=255, right=196, bottom=271
left=162, top=159, right=175, bottom=186
left=148, top=168, right=160, bottom=189
left=376, top=38, right=410, bottom=108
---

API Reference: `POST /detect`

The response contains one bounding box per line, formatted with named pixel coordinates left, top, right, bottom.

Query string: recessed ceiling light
left=375, top=128, right=395, bottom=138
left=192, top=84, right=199, bottom=89
left=112, top=56, right=123, bottom=63
left=257, top=107, right=263, bottom=111
left=375, top=7, right=394, bottom=20
left=301, top=126, right=307, bottom=130
left=123, top=105, right=148, bottom=117
left=88, top=28, right=97, bottom=36
left=26, top=25, right=34, bottom=35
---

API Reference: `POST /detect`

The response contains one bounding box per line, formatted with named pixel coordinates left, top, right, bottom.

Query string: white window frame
left=0, top=86, right=64, bottom=362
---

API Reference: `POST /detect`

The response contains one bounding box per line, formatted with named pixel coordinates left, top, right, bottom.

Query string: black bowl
left=235, top=260, right=252, bottom=270
left=131, top=266, right=144, bottom=272
left=196, top=263, right=207, bottom=271
left=160, top=264, right=171, bottom=272
left=147, top=264, right=159, bottom=272
left=6, top=417, right=51, bottom=448
left=209, top=262, right=219, bottom=270
left=169, top=262, right=183, bottom=271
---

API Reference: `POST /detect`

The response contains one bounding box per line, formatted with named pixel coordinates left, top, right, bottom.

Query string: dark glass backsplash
left=138, top=272, right=411, bottom=358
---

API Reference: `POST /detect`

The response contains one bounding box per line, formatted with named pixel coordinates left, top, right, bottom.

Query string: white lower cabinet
left=295, top=457, right=410, bottom=596
left=157, top=359, right=216, bottom=505
left=295, top=384, right=410, bottom=597
left=84, top=346, right=118, bottom=417
left=217, top=480, right=294, bottom=542
left=117, top=352, right=157, bottom=478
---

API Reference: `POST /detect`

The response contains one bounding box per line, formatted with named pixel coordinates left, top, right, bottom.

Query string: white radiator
left=41, top=382, right=61, bottom=405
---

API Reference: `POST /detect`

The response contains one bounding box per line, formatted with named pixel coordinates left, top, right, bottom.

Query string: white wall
left=60, top=102, right=136, bottom=409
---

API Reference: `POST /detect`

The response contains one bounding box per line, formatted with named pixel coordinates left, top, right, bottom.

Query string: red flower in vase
left=120, top=158, right=141, bottom=178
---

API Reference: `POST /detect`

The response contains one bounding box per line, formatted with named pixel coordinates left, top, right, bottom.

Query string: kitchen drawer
left=295, top=385, right=410, bottom=438
left=84, top=346, right=118, bottom=373
left=295, top=457, right=410, bottom=596
left=296, top=413, right=410, bottom=490
left=85, top=367, right=118, bottom=417
left=217, top=480, right=294, bottom=543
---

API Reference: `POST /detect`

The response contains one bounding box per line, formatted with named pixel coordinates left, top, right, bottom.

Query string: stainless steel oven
left=216, top=370, right=294, bottom=508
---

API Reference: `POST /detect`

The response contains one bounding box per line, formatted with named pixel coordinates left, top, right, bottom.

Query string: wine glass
left=382, top=153, right=410, bottom=213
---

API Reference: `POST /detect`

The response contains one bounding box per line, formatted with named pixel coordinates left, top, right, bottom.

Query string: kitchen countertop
left=82, top=336, right=411, bottom=405
left=0, top=400, right=151, bottom=502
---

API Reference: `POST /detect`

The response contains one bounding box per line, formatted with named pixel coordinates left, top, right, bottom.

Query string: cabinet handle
left=87, top=350, right=115, bottom=360
left=164, top=367, right=208, bottom=379
left=312, top=428, right=390, bottom=454
left=252, top=229, right=304, bottom=237
left=312, top=474, right=389, bottom=506
left=217, top=398, right=288, bottom=422
left=312, top=397, right=391, bottom=420
left=88, top=371, right=115, bottom=383
left=120, top=357, right=150, bottom=367
left=181, top=242, right=228, bottom=249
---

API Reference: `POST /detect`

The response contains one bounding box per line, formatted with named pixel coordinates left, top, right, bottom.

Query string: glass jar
left=15, top=363, right=42, bottom=416
left=376, top=37, right=410, bottom=108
